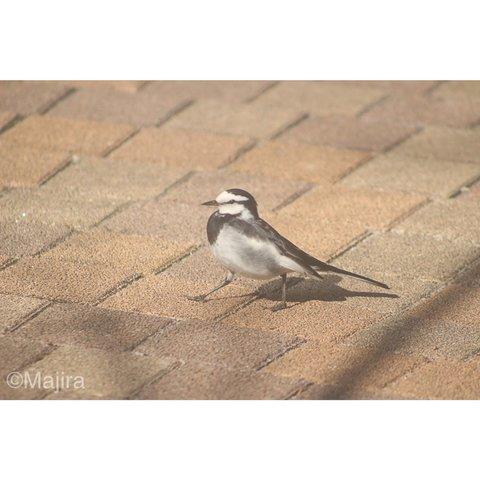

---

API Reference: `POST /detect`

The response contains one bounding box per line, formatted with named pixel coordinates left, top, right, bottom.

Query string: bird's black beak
left=201, top=200, right=218, bottom=206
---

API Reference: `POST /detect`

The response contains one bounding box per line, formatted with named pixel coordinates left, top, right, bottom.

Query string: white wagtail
left=189, top=188, right=389, bottom=311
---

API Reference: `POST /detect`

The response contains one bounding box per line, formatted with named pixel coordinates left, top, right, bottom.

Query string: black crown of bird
left=190, top=188, right=389, bottom=311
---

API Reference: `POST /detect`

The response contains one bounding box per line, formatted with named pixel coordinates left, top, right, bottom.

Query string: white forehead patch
left=216, top=190, right=249, bottom=204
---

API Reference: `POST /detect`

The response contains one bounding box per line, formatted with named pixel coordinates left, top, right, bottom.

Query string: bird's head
left=202, top=188, right=259, bottom=219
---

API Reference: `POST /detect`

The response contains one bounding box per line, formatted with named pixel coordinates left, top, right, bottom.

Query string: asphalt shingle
left=282, top=114, right=417, bottom=152
left=47, top=88, right=191, bottom=127
left=165, top=99, right=305, bottom=139
left=143, top=80, right=275, bottom=103
left=0, top=81, right=70, bottom=115
left=109, top=126, right=252, bottom=169
left=2, top=80, right=480, bottom=400
left=0, top=115, right=135, bottom=156
left=0, top=144, right=70, bottom=188
left=230, top=140, right=370, bottom=184
left=341, top=151, right=480, bottom=197
left=253, top=81, right=386, bottom=116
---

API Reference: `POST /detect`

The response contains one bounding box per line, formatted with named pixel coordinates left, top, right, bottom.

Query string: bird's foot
left=271, top=302, right=287, bottom=312
left=187, top=295, right=208, bottom=303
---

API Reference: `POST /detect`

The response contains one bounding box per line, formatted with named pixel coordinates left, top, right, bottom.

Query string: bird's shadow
left=256, top=275, right=399, bottom=309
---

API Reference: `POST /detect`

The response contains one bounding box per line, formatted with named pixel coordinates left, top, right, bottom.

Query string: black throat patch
left=206, top=211, right=227, bottom=245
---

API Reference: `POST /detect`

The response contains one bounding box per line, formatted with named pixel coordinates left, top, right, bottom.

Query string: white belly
left=211, top=225, right=291, bottom=279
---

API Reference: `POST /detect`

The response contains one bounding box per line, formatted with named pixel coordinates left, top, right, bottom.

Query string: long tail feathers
left=313, top=264, right=389, bottom=290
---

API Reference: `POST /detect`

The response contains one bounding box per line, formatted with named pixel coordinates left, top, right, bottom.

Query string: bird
left=188, top=188, right=389, bottom=311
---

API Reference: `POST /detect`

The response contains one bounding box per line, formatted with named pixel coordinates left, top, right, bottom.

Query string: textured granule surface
left=1, top=80, right=480, bottom=399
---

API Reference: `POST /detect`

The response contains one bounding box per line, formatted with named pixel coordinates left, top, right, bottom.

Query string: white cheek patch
left=216, top=191, right=249, bottom=204
left=218, top=203, right=254, bottom=219
left=218, top=203, right=244, bottom=215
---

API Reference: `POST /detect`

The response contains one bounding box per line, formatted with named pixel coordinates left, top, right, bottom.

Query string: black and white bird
left=189, top=188, right=389, bottom=311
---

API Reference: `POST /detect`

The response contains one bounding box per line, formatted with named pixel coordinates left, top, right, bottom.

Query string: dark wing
left=254, top=218, right=332, bottom=271
left=227, top=216, right=323, bottom=278
left=253, top=218, right=389, bottom=289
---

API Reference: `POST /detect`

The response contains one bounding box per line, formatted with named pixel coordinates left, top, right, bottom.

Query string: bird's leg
left=272, top=273, right=287, bottom=312
left=187, top=271, right=235, bottom=302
